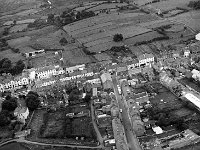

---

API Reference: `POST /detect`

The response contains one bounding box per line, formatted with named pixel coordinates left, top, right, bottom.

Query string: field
left=9, top=24, right=28, bottom=33
left=63, top=11, right=159, bottom=54
left=143, top=0, right=193, bottom=12
left=169, top=10, right=200, bottom=32
left=124, top=31, right=164, bottom=46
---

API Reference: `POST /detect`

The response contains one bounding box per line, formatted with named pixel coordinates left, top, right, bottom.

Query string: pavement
left=112, top=75, right=142, bottom=150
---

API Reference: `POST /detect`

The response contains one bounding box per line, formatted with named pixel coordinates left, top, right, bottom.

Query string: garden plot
left=9, top=24, right=28, bottom=33
left=124, top=31, right=164, bottom=46
left=94, top=53, right=112, bottom=61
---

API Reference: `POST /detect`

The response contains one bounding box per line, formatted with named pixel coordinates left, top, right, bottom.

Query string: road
left=90, top=101, right=105, bottom=147
left=112, top=75, right=142, bottom=150
left=0, top=138, right=102, bottom=149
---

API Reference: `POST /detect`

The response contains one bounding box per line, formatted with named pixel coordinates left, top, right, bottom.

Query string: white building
left=138, top=53, right=154, bottom=66
left=14, top=106, right=29, bottom=124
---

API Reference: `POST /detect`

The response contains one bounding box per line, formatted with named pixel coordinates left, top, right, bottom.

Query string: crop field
left=124, top=31, right=164, bottom=45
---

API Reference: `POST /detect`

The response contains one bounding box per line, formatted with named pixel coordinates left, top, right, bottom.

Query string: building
left=138, top=53, right=154, bottom=67
left=159, top=129, right=200, bottom=149
left=97, top=114, right=112, bottom=128
left=100, top=72, right=113, bottom=90
left=14, top=106, right=29, bottom=124
left=182, top=91, right=200, bottom=111
left=126, top=88, right=149, bottom=106
left=129, top=106, right=145, bottom=137
left=127, top=59, right=140, bottom=70
left=112, top=118, right=129, bottom=150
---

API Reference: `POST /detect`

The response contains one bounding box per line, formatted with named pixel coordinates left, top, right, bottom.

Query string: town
left=1, top=0, right=200, bottom=150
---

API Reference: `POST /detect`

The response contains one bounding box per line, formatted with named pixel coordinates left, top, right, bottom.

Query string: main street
left=112, top=75, right=142, bottom=150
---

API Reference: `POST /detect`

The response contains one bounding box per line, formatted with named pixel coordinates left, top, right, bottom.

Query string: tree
left=2, top=97, right=18, bottom=111
left=26, top=91, right=40, bottom=111
left=0, top=110, right=11, bottom=127
left=12, top=60, right=25, bottom=75
left=59, top=37, right=68, bottom=46
left=47, top=14, right=55, bottom=23
left=1, top=58, right=12, bottom=69
left=69, top=88, right=80, bottom=102
left=113, top=33, right=123, bottom=42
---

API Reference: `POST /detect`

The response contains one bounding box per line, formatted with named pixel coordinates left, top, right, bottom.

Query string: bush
left=113, top=33, right=123, bottom=42
left=0, top=110, right=11, bottom=127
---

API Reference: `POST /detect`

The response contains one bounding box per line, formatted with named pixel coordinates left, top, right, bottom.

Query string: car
left=119, top=109, right=123, bottom=113
left=117, top=85, right=122, bottom=94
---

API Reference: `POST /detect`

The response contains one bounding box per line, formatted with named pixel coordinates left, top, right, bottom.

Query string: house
left=97, top=114, right=112, bottom=128
left=127, top=59, right=139, bottom=70
left=138, top=53, right=154, bottom=67
left=14, top=106, right=29, bottom=124
left=129, top=106, right=145, bottom=137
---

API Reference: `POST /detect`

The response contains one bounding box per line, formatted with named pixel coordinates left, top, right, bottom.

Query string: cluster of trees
left=113, top=33, right=123, bottom=42
left=0, top=91, right=40, bottom=127
left=145, top=106, right=188, bottom=131
left=47, top=10, right=95, bottom=27
left=0, top=58, right=25, bottom=75
left=188, top=1, right=200, bottom=9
